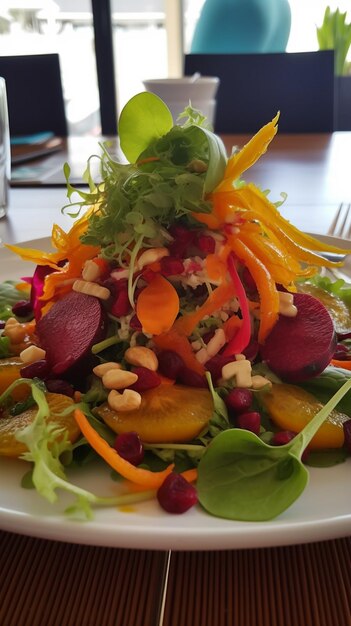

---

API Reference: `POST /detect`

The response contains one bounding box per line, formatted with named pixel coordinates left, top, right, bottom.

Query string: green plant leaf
left=197, top=377, right=351, bottom=521
left=197, top=429, right=309, bottom=521
left=316, top=6, right=351, bottom=75
left=119, top=92, right=173, bottom=163
left=198, top=125, right=227, bottom=193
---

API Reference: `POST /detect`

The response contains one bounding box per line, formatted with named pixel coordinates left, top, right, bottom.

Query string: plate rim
left=0, top=234, right=350, bottom=551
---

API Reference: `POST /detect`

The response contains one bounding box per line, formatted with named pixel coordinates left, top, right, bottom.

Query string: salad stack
left=1, top=92, right=351, bottom=522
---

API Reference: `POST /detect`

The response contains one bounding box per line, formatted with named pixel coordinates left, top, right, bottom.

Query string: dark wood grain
left=0, top=530, right=168, bottom=626
left=163, top=538, right=351, bottom=626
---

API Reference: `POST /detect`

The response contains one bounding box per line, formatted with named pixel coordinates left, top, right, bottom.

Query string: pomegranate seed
left=20, top=359, right=51, bottom=380
left=225, top=388, right=253, bottom=414
left=129, top=367, right=161, bottom=392
left=142, top=268, right=157, bottom=283
left=157, top=473, right=198, bottom=514
left=237, top=411, right=261, bottom=435
left=178, top=367, right=207, bottom=388
left=169, top=224, right=194, bottom=243
left=196, top=234, right=215, bottom=254
left=158, top=350, right=185, bottom=379
left=113, top=432, right=144, bottom=466
left=271, top=430, right=296, bottom=446
left=12, top=300, right=33, bottom=318
left=111, top=288, right=131, bottom=317
left=168, top=240, right=188, bottom=258
left=45, top=379, right=74, bottom=397
left=160, top=256, right=184, bottom=276
left=343, top=419, right=351, bottom=453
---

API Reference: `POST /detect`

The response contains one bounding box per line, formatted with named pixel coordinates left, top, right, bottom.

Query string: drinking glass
left=0, top=77, right=10, bottom=218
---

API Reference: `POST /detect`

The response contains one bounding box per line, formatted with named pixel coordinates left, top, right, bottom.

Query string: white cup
left=142, top=76, right=220, bottom=126
left=0, top=77, right=10, bottom=219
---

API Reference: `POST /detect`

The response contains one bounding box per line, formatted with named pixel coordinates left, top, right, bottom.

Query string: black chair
left=0, top=53, right=68, bottom=137
left=185, top=51, right=335, bottom=133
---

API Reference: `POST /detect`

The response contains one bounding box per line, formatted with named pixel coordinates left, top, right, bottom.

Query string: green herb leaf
left=14, top=383, right=154, bottom=518
left=119, top=92, right=173, bottom=163
left=299, top=365, right=351, bottom=416
left=0, top=280, right=28, bottom=312
left=197, top=125, right=227, bottom=193
left=197, top=378, right=351, bottom=521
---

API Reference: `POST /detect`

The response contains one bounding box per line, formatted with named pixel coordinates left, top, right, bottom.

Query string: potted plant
left=317, top=6, right=351, bottom=130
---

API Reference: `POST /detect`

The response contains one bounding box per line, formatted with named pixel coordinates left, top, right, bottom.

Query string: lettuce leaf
left=0, top=281, right=27, bottom=320
left=13, top=382, right=154, bottom=518
left=307, top=274, right=351, bottom=305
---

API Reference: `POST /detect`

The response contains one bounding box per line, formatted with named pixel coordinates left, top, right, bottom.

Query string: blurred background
left=0, top=0, right=350, bottom=135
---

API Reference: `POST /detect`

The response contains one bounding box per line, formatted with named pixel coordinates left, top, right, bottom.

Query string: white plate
left=0, top=236, right=350, bottom=551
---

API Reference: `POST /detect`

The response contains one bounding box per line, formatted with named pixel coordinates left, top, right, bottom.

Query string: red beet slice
left=260, top=293, right=337, bottom=382
left=36, top=291, right=107, bottom=378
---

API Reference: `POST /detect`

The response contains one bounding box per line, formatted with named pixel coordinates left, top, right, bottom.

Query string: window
left=1, top=1, right=350, bottom=135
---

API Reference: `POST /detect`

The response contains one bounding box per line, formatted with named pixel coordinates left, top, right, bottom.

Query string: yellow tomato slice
left=0, top=357, right=29, bottom=401
left=95, top=384, right=214, bottom=443
left=260, top=383, right=348, bottom=449
left=0, top=392, right=80, bottom=457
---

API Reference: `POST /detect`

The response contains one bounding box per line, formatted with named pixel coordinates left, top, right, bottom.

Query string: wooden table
left=0, top=133, right=350, bottom=626
left=2, top=132, right=351, bottom=245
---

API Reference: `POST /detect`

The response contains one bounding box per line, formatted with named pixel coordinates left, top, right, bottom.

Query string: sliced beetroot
left=36, top=291, right=107, bottom=378
left=260, top=292, right=337, bottom=383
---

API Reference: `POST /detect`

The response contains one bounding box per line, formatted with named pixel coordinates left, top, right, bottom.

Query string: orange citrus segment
left=0, top=393, right=80, bottom=457
left=0, top=358, right=29, bottom=401
left=260, top=384, right=348, bottom=449
left=95, top=384, right=213, bottom=443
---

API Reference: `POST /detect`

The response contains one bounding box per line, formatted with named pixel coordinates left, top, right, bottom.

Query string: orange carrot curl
left=74, top=409, right=174, bottom=488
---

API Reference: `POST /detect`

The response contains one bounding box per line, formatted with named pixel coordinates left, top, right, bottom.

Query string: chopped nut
left=4, top=317, right=18, bottom=328
left=195, top=329, right=226, bottom=365
left=102, top=369, right=138, bottom=390
left=251, top=375, right=272, bottom=390
left=278, top=292, right=298, bottom=317
left=206, top=329, right=226, bottom=359
left=3, top=321, right=27, bottom=344
left=124, top=346, right=158, bottom=371
left=108, top=389, right=142, bottom=412
left=20, top=345, right=46, bottom=364
left=73, top=279, right=110, bottom=300
left=222, top=359, right=252, bottom=387
left=93, top=362, right=123, bottom=377
left=195, top=347, right=209, bottom=364
left=137, top=247, right=169, bottom=270
left=82, top=259, right=103, bottom=282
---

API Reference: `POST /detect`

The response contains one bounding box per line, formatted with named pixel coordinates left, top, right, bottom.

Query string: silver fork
left=327, top=202, right=351, bottom=239
left=322, top=202, right=351, bottom=280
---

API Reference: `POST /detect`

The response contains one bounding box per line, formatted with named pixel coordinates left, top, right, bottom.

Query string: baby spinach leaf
left=197, top=429, right=308, bottom=521
left=197, top=378, right=351, bottom=521
left=119, top=92, right=173, bottom=163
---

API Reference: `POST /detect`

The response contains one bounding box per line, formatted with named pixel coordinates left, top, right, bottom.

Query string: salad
left=1, top=92, right=351, bottom=523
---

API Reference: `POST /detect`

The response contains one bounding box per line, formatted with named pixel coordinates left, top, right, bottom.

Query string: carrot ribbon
left=74, top=409, right=174, bottom=488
